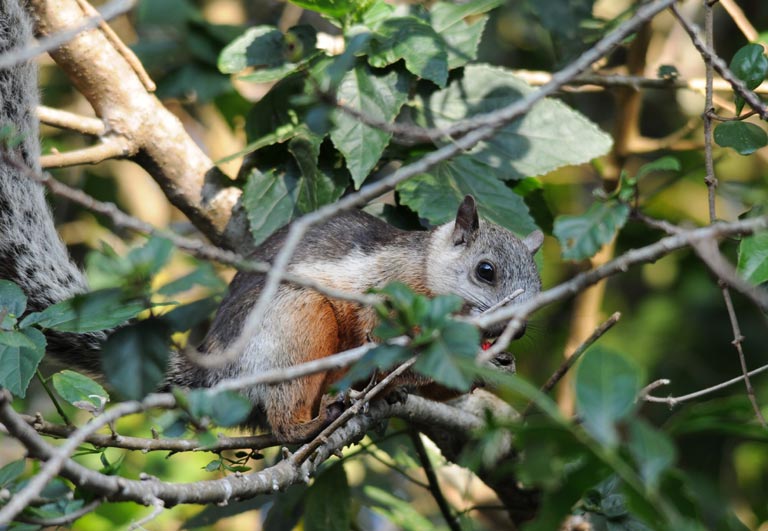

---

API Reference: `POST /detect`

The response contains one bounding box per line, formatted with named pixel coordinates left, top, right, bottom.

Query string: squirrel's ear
left=452, top=195, right=479, bottom=246
left=523, top=230, right=544, bottom=254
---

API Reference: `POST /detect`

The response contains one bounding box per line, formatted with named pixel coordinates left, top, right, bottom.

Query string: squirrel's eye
left=475, top=261, right=495, bottom=284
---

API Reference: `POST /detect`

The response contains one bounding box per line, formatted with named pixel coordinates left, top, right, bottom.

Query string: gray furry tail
left=0, top=1, right=103, bottom=372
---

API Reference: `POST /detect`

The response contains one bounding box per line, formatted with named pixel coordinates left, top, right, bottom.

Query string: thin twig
left=40, top=140, right=129, bottom=168
left=643, top=363, right=768, bottom=406
left=291, top=357, right=418, bottom=465
left=0, top=0, right=135, bottom=69
left=37, top=106, right=106, bottom=136
left=522, top=312, right=621, bottom=417
left=720, top=287, right=768, bottom=427
left=409, top=430, right=461, bottom=531
left=21, top=414, right=278, bottom=452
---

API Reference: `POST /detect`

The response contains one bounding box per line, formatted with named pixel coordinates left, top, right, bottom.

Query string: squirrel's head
left=426, top=195, right=543, bottom=340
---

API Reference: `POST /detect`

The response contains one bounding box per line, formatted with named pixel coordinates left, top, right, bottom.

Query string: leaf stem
left=35, top=370, right=71, bottom=425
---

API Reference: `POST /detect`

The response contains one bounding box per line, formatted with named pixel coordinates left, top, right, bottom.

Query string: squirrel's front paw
left=320, top=392, right=347, bottom=424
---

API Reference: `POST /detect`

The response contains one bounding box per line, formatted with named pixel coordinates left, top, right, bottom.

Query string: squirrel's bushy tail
left=1, top=1, right=103, bottom=371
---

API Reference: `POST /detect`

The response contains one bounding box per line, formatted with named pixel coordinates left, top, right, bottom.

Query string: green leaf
left=188, top=390, right=252, bottom=427
left=627, top=418, right=676, bottom=490
left=218, top=26, right=291, bottom=74
left=0, top=331, right=37, bottom=349
left=52, top=370, right=109, bottom=410
left=241, top=134, right=348, bottom=245
left=0, top=459, right=25, bottom=489
left=287, top=0, right=361, bottom=20
left=414, top=321, right=479, bottom=391
left=397, top=156, right=538, bottom=236
left=161, top=297, right=220, bottom=333
left=553, top=200, right=630, bottom=260
left=364, top=485, right=435, bottom=531
left=574, top=347, right=643, bottom=448
left=335, top=344, right=411, bottom=390
left=20, top=289, right=146, bottom=333
left=730, top=43, right=768, bottom=114
left=101, top=319, right=171, bottom=400
left=430, top=0, right=501, bottom=69
left=713, top=121, right=768, bottom=156
left=367, top=17, right=448, bottom=87
left=528, top=0, right=598, bottom=61
left=305, top=463, right=351, bottom=531
left=412, top=64, right=613, bottom=180
left=330, top=63, right=409, bottom=187
left=157, top=263, right=226, bottom=296
left=635, top=156, right=681, bottom=179
left=0, top=327, right=46, bottom=398
left=0, top=280, right=27, bottom=319
left=737, top=228, right=768, bottom=285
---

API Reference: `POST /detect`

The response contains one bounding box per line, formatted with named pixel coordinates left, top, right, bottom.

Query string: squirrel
left=0, top=0, right=543, bottom=443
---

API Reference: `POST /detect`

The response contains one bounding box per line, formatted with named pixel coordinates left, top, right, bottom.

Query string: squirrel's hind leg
left=263, top=290, right=346, bottom=444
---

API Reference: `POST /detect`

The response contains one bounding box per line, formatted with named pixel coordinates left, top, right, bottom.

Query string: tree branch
left=28, top=0, right=247, bottom=249
left=40, top=140, right=128, bottom=168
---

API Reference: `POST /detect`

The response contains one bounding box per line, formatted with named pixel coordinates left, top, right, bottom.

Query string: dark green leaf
left=527, top=0, right=598, bottom=61
left=713, top=121, right=768, bottom=156
left=305, top=463, right=351, bottom=531
left=414, top=321, right=479, bottom=391
left=241, top=135, right=348, bottom=245
left=101, top=319, right=171, bottom=400
left=367, top=17, right=448, bottom=87
left=730, top=44, right=768, bottom=115
left=737, top=229, right=768, bottom=285
left=627, top=418, right=676, bottom=490
left=430, top=0, right=501, bottom=69
left=397, top=156, right=537, bottom=236
left=412, top=64, right=612, bottom=180
left=330, top=63, right=409, bottom=187
left=553, top=200, right=630, bottom=260
left=574, top=347, right=643, bottom=447
left=0, top=280, right=26, bottom=319
left=156, top=63, right=233, bottom=103
left=335, top=344, right=410, bottom=390
left=52, top=370, right=109, bottom=409
left=161, top=297, right=219, bottom=333
left=20, top=289, right=146, bottom=333
left=0, top=459, right=25, bottom=488
left=263, top=483, right=308, bottom=531
left=0, top=327, right=46, bottom=398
